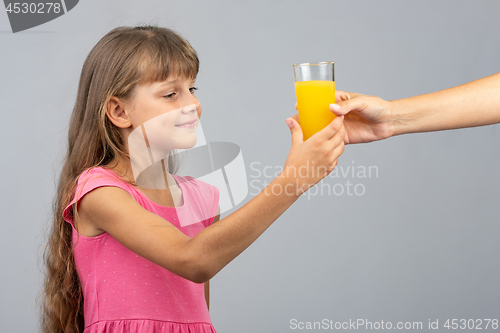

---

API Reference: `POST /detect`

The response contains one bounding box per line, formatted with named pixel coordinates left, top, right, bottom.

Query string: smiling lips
left=175, top=119, right=197, bottom=128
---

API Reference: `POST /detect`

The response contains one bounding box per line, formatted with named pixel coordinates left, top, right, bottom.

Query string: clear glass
left=293, top=62, right=335, bottom=141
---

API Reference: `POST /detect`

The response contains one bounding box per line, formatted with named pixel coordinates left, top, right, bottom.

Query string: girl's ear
left=106, top=97, right=131, bottom=129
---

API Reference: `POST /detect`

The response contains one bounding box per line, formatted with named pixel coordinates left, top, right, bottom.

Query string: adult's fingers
left=329, top=95, right=370, bottom=117
left=335, top=90, right=351, bottom=101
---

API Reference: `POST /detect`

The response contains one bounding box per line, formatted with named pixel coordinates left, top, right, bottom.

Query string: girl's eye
left=189, top=87, right=198, bottom=94
left=164, top=92, right=176, bottom=99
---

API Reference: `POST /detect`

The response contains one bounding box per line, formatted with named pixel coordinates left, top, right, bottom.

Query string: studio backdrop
left=1, top=1, right=499, bottom=332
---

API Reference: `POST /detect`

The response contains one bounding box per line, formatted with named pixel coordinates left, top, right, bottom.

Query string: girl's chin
left=175, top=138, right=197, bottom=150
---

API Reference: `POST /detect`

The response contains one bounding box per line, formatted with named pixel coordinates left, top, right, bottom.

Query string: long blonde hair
left=40, top=25, right=199, bottom=333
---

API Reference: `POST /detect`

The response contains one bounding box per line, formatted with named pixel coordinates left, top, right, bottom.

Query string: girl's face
left=124, top=76, right=201, bottom=151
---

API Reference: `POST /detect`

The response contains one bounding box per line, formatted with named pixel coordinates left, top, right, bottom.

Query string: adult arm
left=323, top=72, right=500, bottom=144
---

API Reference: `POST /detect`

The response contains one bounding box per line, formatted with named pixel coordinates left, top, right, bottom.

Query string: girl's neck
left=110, top=155, right=173, bottom=186
left=107, top=155, right=137, bottom=184
left=108, top=155, right=183, bottom=208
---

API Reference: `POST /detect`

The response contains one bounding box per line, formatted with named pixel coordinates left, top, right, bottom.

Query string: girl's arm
left=77, top=116, right=345, bottom=283
left=204, top=280, right=210, bottom=310
left=324, top=72, right=500, bottom=144
left=204, top=207, right=220, bottom=310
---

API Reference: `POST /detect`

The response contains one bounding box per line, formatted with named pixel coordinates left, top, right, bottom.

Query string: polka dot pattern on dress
left=67, top=168, right=218, bottom=331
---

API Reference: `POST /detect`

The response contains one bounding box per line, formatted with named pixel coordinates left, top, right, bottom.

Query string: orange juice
left=295, top=80, right=336, bottom=141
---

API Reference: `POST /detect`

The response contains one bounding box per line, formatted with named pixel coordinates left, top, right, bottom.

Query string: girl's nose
left=181, top=101, right=201, bottom=114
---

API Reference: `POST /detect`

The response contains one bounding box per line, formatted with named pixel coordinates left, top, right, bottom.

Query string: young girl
left=41, top=25, right=345, bottom=333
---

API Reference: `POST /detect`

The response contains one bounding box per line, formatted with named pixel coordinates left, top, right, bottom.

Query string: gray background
left=1, top=0, right=499, bottom=332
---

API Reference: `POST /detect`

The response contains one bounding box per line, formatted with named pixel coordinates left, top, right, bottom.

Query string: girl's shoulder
left=76, top=166, right=135, bottom=198
left=63, top=167, right=135, bottom=225
left=78, top=165, right=120, bottom=178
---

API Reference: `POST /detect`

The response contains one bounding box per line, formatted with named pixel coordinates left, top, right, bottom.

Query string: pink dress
left=63, top=167, right=219, bottom=333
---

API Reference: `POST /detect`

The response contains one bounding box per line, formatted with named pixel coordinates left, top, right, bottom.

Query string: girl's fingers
left=314, top=115, right=344, bottom=141
left=329, top=123, right=346, bottom=148
left=292, top=113, right=299, bottom=123
left=323, top=123, right=345, bottom=158
left=324, top=141, right=344, bottom=173
left=332, top=140, right=345, bottom=160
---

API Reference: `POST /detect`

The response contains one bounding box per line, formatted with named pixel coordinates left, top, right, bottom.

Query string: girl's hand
left=282, top=115, right=345, bottom=195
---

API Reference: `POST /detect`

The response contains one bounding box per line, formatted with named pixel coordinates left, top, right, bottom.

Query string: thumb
left=286, top=118, right=303, bottom=143
left=329, top=96, right=368, bottom=117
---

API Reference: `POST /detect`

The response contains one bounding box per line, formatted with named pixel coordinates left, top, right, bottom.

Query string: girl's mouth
left=175, top=119, right=197, bottom=128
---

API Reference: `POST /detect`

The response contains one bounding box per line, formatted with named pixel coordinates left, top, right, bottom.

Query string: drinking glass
left=293, top=62, right=335, bottom=141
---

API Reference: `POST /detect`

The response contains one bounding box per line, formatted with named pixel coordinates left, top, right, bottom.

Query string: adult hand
left=294, top=90, right=394, bottom=144
left=330, top=91, right=395, bottom=144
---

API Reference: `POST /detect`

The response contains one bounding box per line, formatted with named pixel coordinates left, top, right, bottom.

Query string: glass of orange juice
left=293, top=62, right=335, bottom=141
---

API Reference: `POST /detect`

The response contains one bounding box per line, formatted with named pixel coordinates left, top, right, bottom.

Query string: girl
left=41, top=25, right=345, bottom=333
